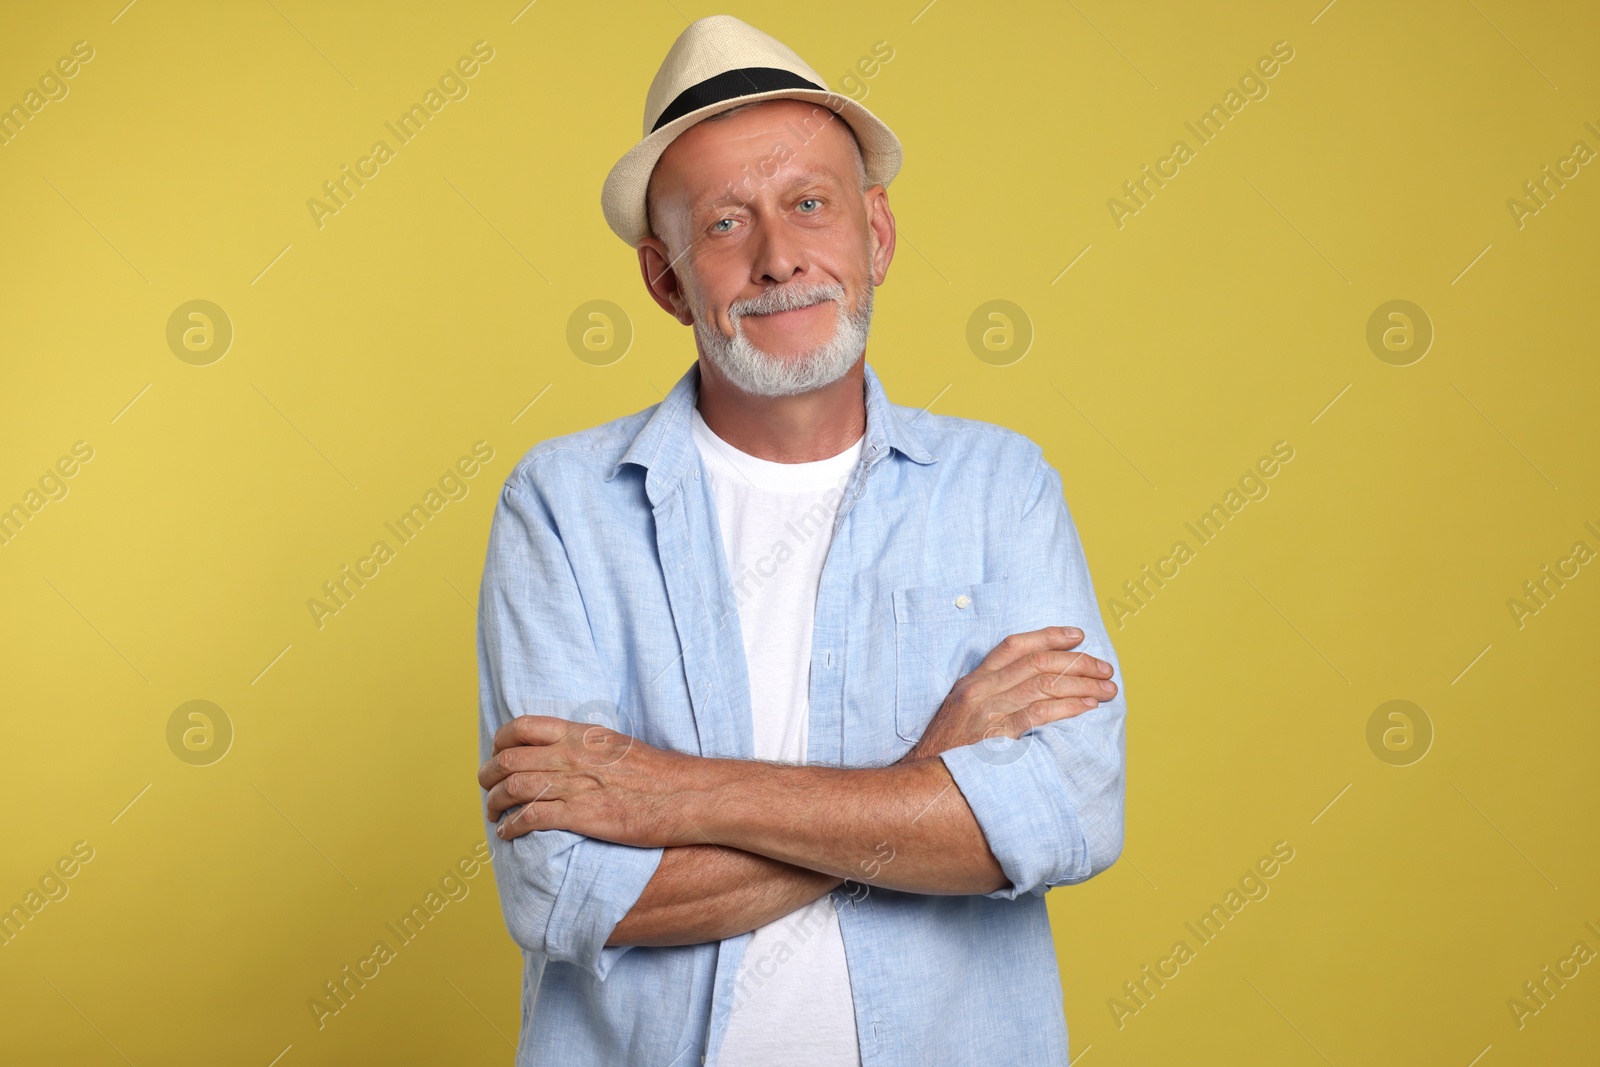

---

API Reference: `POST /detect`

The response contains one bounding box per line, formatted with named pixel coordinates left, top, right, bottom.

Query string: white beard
left=690, top=277, right=873, bottom=399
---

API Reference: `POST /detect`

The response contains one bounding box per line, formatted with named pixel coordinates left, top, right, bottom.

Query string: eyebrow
left=691, top=170, right=840, bottom=214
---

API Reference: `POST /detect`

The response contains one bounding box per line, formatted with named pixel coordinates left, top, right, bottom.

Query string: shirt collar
left=606, top=359, right=936, bottom=506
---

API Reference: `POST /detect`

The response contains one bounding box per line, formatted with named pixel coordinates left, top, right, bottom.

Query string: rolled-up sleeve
left=476, top=467, right=663, bottom=978
left=939, top=449, right=1127, bottom=899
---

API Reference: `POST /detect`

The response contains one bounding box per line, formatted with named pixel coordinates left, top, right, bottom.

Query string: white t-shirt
left=690, top=404, right=864, bottom=1067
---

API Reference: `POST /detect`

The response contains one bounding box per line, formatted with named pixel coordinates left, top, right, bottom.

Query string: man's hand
left=903, top=625, right=1116, bottom=762
left=479, top=716, right=698, bottom=847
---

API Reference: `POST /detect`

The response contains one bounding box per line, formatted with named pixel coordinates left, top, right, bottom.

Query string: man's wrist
left=675, top=754, right=772, bottom=848
left=667, top=752, right=739, bottom=847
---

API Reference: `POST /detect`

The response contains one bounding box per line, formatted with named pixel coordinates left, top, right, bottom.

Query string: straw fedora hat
left=600, top=14, right=903, bottom=248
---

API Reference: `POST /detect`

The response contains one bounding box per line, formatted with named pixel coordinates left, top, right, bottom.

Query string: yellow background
left=2, top=0, right=1597, bottom=1063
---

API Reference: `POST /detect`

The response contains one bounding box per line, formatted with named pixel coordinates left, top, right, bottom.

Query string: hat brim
left=601, top=90, right=903, bottom=248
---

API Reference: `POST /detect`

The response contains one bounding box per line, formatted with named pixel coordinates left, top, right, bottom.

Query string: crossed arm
left=478, top=626, right=1118, bottom=947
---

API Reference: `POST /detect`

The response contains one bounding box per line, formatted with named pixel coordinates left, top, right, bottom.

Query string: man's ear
left=638, top=239, right=695, bottom=326
left=864, top=185, right=896, bottom=287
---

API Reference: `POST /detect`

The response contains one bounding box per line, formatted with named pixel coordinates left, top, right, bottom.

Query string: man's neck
left=694, top=356, right=867, bottom=464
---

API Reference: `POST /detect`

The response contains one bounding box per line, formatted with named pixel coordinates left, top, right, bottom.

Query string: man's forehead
left=654, top=103, right=856, bottom=195
left=688, top=169, right=842, bottom=211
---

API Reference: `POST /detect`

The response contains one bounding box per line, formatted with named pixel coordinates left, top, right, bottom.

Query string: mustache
left=730, top=281, right=847, bottom=320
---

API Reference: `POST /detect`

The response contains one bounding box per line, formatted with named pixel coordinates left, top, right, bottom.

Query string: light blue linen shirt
left=476, top=359, right=1127, bottom=1066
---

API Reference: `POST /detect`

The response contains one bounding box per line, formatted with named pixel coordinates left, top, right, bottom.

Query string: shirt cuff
left=541, top=835, right=664, bottom=979
left=940, top=734, right=1089, bottom=899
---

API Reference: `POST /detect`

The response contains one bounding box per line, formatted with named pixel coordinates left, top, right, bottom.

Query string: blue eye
left=798, top=198, right=821, bottom=212
left=713, top=218, right=733, bottom=232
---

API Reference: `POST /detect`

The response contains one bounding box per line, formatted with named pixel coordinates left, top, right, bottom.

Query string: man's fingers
left=477, top=742, right=564, bottom=791
left=1011, top=670, right=1116, bottom=707
left=976, top=626, right=1086, bottom=675
left=494, top=808, right=526, bottom=840
left=505, top=795, right=571, bottom=839
left=491, top=714, right=575, bottom=756
left=493, top=799, right=560, bottom=842
left=988, top=647, right=1114, bottom=696
left=1013, top=696, right=1101, bottom=732
left=484, top=771, right=560, bottom=823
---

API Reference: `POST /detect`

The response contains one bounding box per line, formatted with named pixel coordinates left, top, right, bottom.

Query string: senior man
left=475, top=15, right=1126, bottom=1067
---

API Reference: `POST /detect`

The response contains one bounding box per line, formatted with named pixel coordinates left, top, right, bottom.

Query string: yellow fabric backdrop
left=1, top=1, right=1595, bottom=1062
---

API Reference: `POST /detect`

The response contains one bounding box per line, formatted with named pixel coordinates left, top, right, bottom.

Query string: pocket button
left=954, top=594, right=971, bottom=609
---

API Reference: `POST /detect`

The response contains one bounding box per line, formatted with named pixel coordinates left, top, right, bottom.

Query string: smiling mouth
left=745, top=300, right=833, bottom=319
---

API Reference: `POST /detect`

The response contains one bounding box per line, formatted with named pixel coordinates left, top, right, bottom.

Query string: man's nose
left=748, top=213, right=807, bottom=285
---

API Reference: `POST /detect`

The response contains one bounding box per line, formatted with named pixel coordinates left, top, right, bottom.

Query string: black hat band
left=651, top=67, right=827, bottom=132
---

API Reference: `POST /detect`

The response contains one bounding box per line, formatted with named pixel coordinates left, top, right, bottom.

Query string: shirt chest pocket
left=891, top=578, right=1013, bottom=743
